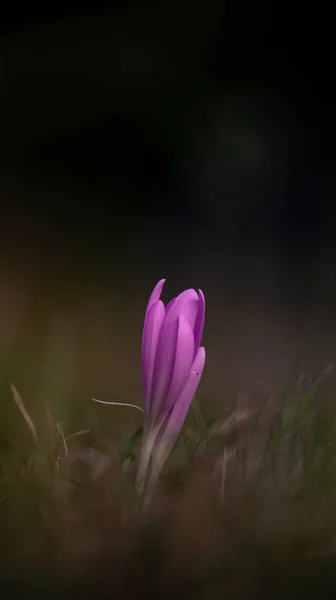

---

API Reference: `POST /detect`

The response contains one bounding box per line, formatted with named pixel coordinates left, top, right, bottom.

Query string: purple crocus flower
left=137, top=278, right=206, bottom=493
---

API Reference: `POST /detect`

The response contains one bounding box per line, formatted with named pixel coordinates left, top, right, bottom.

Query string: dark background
left=0, top=2, right=335, bottom=415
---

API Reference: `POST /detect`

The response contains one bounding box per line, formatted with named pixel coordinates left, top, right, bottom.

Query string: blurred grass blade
left=213, top=408, right=253, bottom=437
left=66, top=428, right=90, bottom=440
left=10, top=382, right=39, bottom=448
left=191, top=396, right=207, bottom=441
left=56, top=422, right=68, bottom=466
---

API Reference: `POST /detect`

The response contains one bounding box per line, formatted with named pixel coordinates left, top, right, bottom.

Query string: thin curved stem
left=92, top=398, right=144, bottom=412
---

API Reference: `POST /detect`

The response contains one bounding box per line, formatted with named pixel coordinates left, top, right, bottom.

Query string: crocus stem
left=136, top=434, right=154, bottom=493
left=143, top=456, right=163, bottom=508
left=145, top=437, right=173, bottom=499
left=136, top=426, right=161, bottom=494
left=136, top=415, right=167, bottom=501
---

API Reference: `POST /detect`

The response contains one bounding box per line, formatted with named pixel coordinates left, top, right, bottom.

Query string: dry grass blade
left=56, top=422, right=68, bottom=467
left=10, top=383, right=39, bottom=448
left=213, top=408, right=253, bottom=437
left=66, top=429, right=90, bottom=441
left=217, top=445, right=237, bottom=502
left=92, top=397, right=144, bottom=412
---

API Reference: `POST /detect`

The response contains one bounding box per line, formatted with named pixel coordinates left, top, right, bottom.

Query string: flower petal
left=150, top=317, right=179, bottom=423
left=164, top=314, right=194, bottom=413
left=141, top=300, right=165, bottom=413
left=165, top=296, right=176, bottom=314
left=166, top=346, right=205, bottom=440
left=145, top=279, right=166, bottom=321
left=193, top=289, right=205, bottom=357
left=165, top=289, right=199, bottom=331
left=150, top=347, right=206, bottom=478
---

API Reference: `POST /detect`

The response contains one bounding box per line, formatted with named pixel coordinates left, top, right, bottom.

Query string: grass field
left=1, top=272, right=336, bottom=599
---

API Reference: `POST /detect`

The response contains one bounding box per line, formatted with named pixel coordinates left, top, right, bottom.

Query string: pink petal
left=145, top=279, right=166, bottom=321
left=164, top=288, right=199, bottom=331
left=167, top=346, right=205, bottom=438
left=150, top=317, right=179, bottom=423
left=141, top=300, right=165, bottom=413
left=193, top=289, right=205, bottom=357
left=151, top=347, right=206, bottom=472
left=165, top=296, right=176, bottom=314
left=164, top=314, right=194, bottom=413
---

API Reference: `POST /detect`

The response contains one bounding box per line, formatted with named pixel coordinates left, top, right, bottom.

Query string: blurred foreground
left=1, top=259, right=336, bottom=597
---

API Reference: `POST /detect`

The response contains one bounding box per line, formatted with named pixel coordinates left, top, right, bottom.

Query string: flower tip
left=198, top=346, right=206, bottom=359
